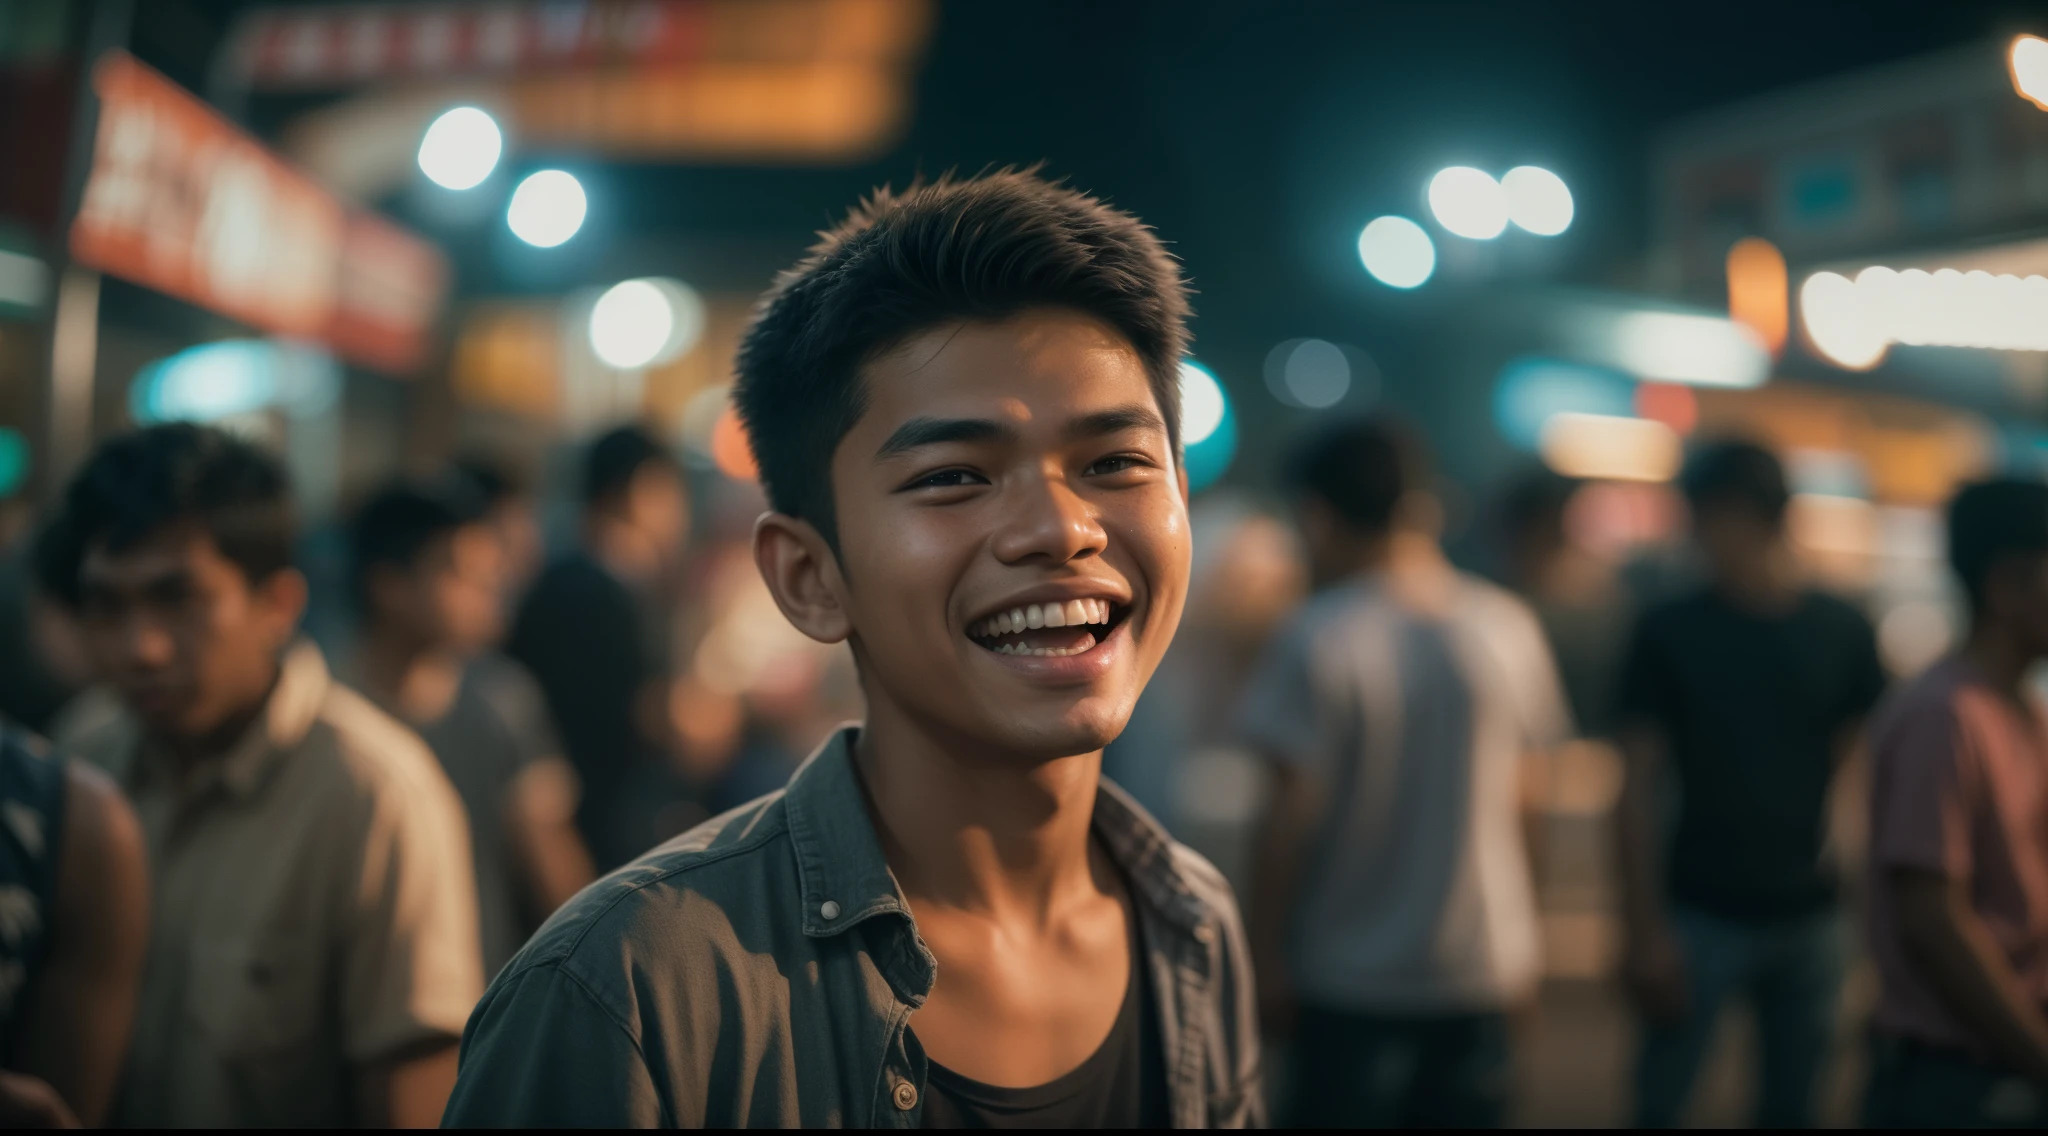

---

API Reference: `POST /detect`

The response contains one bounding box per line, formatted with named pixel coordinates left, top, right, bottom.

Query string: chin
left=978, top=692, right=1135, bottom=762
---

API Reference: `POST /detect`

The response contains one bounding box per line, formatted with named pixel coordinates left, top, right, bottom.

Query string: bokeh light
left=0, top=428, right=26, bottom=497
left=588, top=278, right=708, bottom=372
left=1725, top=237, right=1789, bottom=355
left=129, top=340, right=340, bottom=424
left=1799, top=270, right=1888, bottom=369
left=1493, top=357, right=1635, bottom=450
left=1633, top=381, right=1699, bottom=435
left=1357, top=216, right=1436, bottom=288
left=1178, top=361, right=1236, bottom=491
left=1262, top=338, right=1352, bottom=408
left=2012, top=34, right=2048, bottom=110
left=417, top=106, right=502, bottom=190
left=1501, top=166, right=1573, bottom=236
left=507, top=169, right=587, bottom=248
left=1427, top=166, right=1508, bottom=239
left=710, top=403, right=759, bottom=481
left=1539, top=412, right=1682, bottom=483
left=1612, top=310, right=1770, bottom=388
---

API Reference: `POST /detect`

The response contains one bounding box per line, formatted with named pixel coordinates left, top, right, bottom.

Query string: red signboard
left=229, top=0, right=712, bottom=90
left=69, top=51, right=446, bottom=374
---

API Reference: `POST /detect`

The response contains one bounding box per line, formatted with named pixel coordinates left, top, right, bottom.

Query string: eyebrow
left=873, top=404, right=1167, bottom=461
left=874, top=417, right=1017, bottom=460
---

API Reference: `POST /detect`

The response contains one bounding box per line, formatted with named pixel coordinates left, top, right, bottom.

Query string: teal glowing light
left=1493, top=356, right=1635, bottom=452
left=1178, top=360, right=1236, bottom=492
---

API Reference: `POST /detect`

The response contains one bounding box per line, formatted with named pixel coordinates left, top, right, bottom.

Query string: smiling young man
left=443, top=171, right=1261, bottom=1128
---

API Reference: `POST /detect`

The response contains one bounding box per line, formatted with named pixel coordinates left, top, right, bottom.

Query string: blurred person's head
left=454, top=453, right=543, bottom=593
left=1948, top=477, right=2048, bottom=659
left=34, top=424, right=304, bottom=744
left=582, top=425, right=688, bottom=578
left=1680, top=439, right=1790, bottom=590
left=1499, top=466, right=1581, bottom=583
left=734, top=169, right=1192, bottom=762
left=1187, top=504, right=1306, bottom=644
left=1285, top=416, right=1438, bottom=587
left=350, top=476, right=504, bottom=656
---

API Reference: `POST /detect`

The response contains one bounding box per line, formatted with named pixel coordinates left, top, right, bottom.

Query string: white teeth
left=1009, top=608, right=1025, bottom=631
left=1064, top=599, right=1087, bottom=626
left=1026, top=605, right=1045, bottom=629
left=972, top=599, right=1120, bottom=641
left=1043, top=602, right=1066, bottom=628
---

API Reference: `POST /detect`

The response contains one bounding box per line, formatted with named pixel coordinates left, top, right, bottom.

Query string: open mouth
left=967, top=598, right=1132, bottom=658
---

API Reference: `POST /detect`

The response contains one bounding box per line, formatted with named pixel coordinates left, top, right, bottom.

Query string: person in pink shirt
left=1865, top=477, right=2048, bottom=1127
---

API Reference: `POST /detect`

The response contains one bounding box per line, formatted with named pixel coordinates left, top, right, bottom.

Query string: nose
left=991, top=463, right=1108, bottom=566
left=118, top=613, right=176, bottom=671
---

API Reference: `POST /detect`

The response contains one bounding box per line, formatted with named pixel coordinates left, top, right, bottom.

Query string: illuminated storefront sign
left=69, top=51, right=447, bottom=374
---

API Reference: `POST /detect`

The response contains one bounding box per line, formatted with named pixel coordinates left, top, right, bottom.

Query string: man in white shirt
left=1241, top=417, right=1570, bottom=1127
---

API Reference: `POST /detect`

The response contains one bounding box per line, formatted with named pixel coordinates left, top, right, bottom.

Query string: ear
left=752, top=512, right=852, bottom=645
left=255, top=567, right=309, bottom=646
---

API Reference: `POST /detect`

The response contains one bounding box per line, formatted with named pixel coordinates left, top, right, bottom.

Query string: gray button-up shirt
left=442, top=726, right=1263, bottom=1127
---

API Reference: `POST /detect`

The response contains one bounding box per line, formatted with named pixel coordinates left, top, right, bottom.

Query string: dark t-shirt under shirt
left=917, top=911, right=1168, bottom=1128
left=1619, top=586, right=1886, bottom=922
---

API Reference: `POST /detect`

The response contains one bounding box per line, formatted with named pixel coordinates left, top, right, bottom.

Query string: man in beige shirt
left=38, top=424, right=481, bottom=1127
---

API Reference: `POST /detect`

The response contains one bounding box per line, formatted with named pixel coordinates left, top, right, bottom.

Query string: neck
left=1712, top=544, right=1800, bottom=613
left=1962, top=624, right=2038, bottom=703
left=587, top=517, right=656, bottom=585
left=356, top=624, right=463, bottom=723
left=852, top=698, right=1102, bottom=923
left=164, top=664, right=279, bottom=772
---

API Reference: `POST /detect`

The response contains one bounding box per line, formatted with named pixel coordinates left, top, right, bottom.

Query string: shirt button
left=819, top=900, right=841, bottom=921
left=893, top=1081, right=918, bottom=1111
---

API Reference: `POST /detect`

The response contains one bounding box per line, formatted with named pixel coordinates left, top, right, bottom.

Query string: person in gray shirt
left=443, top=171, right=1261, bottom=1128
left=1242, top=418, right=1570, bottom=1128
left=349, top=477, right=596, bottom=981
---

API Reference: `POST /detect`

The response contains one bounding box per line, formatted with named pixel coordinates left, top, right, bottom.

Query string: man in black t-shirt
left=507, top=427, right=691, bottom=873
left=1614, top=440, right=1887, bottom=1128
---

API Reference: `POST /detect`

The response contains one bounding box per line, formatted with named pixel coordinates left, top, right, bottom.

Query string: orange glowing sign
left=69, top=51, right=447, bottom=374
left=1725, top=236, right=1788, bottom=356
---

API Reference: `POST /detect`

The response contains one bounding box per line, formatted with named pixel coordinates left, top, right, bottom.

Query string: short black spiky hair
left=733, top=169, right=1190, bottom=549
left=35, top=423, right=295, bottom=607
left=349, top=474, right=488, bottom=608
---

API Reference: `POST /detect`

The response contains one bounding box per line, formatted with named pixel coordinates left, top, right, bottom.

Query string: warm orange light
left=2013, top=35, right=2048, bottom=110
left=711, top=404, right=759, bottom=481
left=1634, top=382, right=1699, bottom=435
left=1726, top=237, right=1789, bottom=356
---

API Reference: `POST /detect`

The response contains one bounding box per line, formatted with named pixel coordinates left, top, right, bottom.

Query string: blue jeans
left=1290, top=1005, right=1511, bottom=1128
left=1862, top=1035, right=2048, bottom=1128
left=1633, top=905, right=1846, bottom=1127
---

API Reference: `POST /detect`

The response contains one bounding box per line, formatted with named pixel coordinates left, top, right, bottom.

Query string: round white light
left=1502, top=165, right=1573, bottom=236
left=417, top=107, right=502, bottom=191
left=507, top=169, right=586, bottom=248
left=1178, top=361, right=1226, bottom=445
left=1799, top=271, right=1887, bottom=370
left=589, top=281, right=675, bottom=369
left=1357, top=215, right=1436, bottom=288
left=1427, top=166, right=1508, bottom=239
left=1282, top=338, right=1351, bottom=408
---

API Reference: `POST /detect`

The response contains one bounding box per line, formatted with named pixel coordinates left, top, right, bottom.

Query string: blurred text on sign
left=69, top=51, right=447, bottom=375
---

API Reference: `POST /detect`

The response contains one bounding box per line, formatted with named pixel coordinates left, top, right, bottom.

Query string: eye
left=1085, top=453, right=1154, bottom=477
left=901, top=467, right=990, bottom=492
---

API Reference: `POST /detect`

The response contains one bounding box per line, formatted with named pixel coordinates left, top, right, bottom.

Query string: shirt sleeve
left=1505, top=596, right=1576, bottom=749
left=442, top=963, right=666, bottom=1127
left=1870, top=701, right=1975, bottom=880
left=1234, top=616, right=1321, bottom=770
left=339, top=739, right=486, bottom=1063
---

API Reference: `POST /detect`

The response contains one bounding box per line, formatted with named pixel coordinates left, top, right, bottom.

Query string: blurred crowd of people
left=2, top=409, right=2048, bottom=1128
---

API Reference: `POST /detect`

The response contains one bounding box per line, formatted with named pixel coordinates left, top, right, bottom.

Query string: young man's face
left=76, top=522, right=304, bottom=740
left=370, top=523, right=505, bottom=653
left=826, top=308, right=1191, bottom=760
